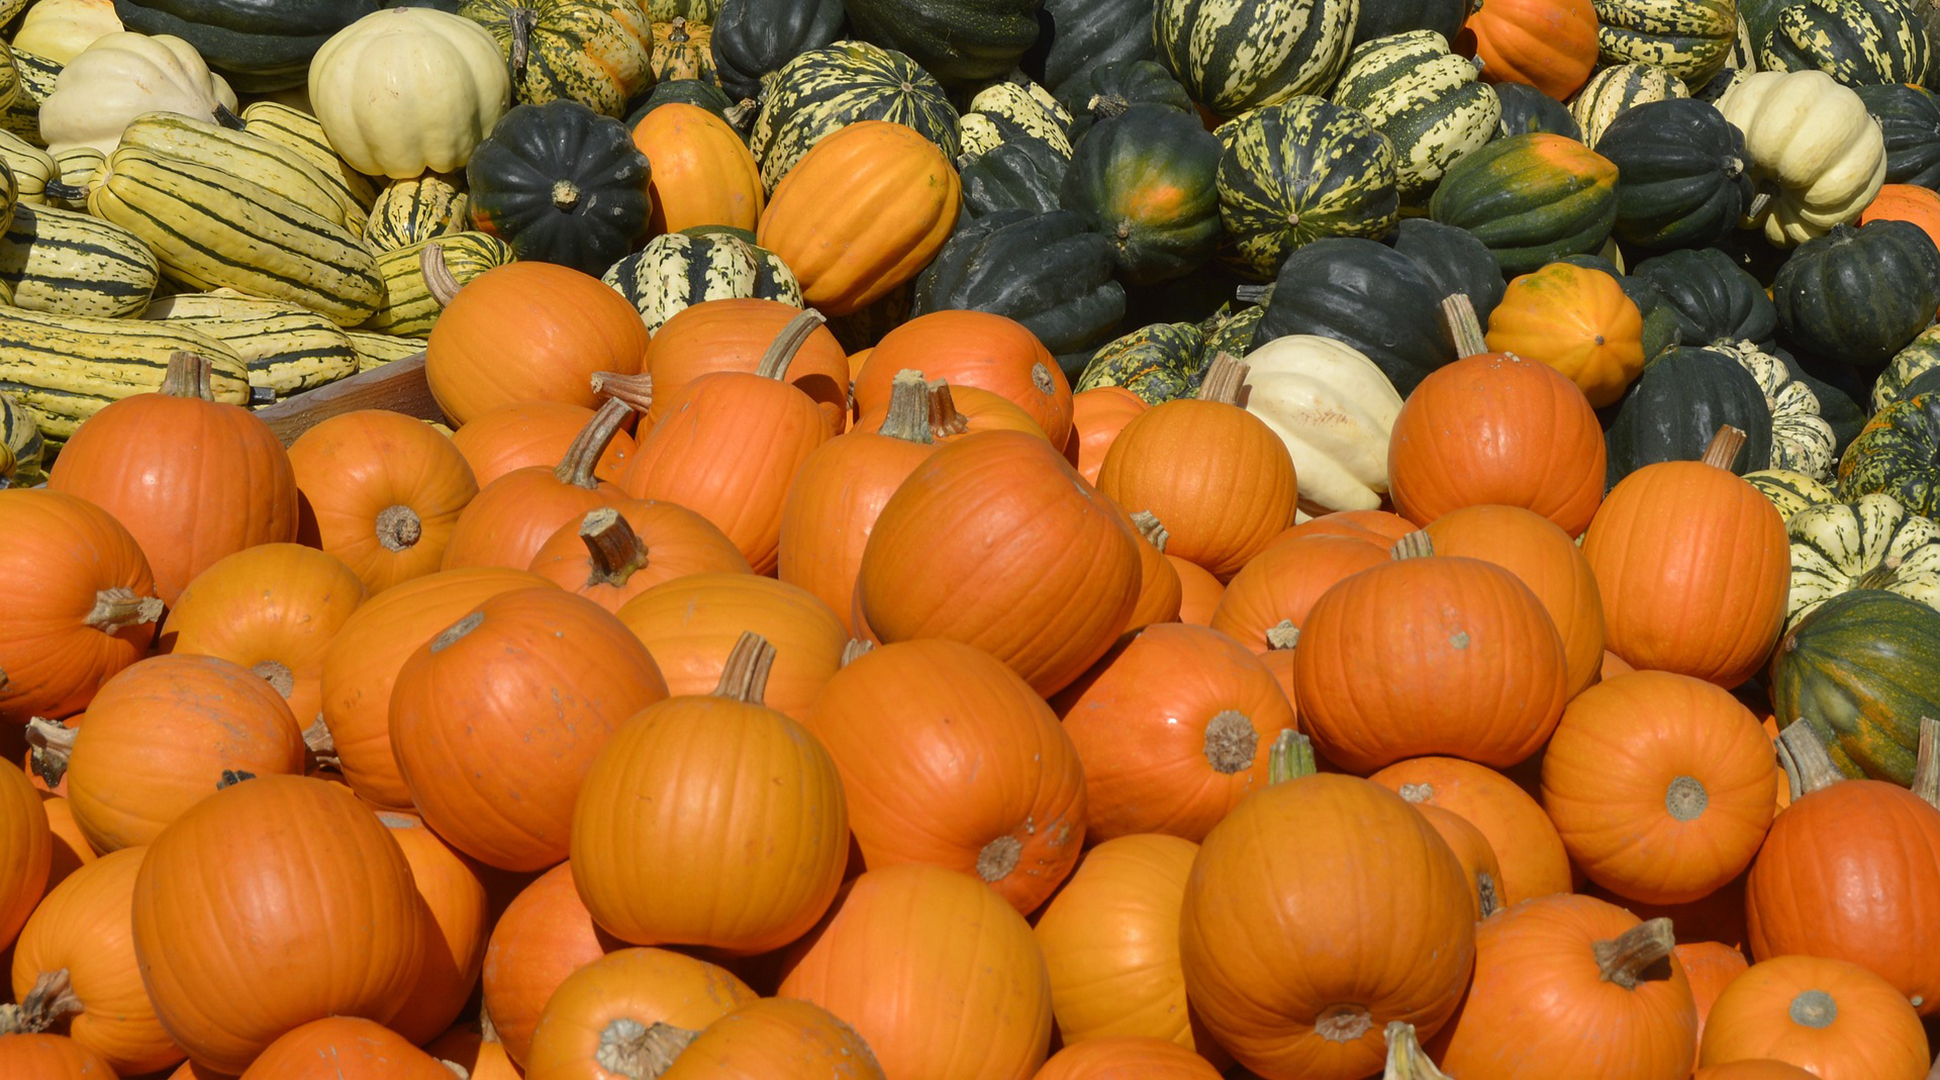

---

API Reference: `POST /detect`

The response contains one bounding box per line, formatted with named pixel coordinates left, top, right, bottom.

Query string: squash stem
left=1391, top=531, right=1435, bottom=560
left=420, top=242, right=462, bottom=308
left=213, top=103, right=247, bottom=130
left=1265, top=620, right=1300, bottom=650
left=83, top=586, right=164, bottom=632
left=840, top=639, right=875, bottom=667
left=592, top=371, right=654, bottom=414
left=928, top=380, right=970, bottom=438
left=1440, top=294, right=1489, bottom=358
left=1699, top=425, right=1748, bottom=471
left=160, top=352, right=215, bottom=400
left=553, top=398, right=632, bottom=491
left=594, top=1017, right=697, bottom=1079
left=712, top=631, right=777, bottom=704
left=0, top=969, right=82, bottom=1035
left=375, top=505, right=424, bottom=552
left=878, top=371, right=933, bottom=443
left=303, top=716, right=340, bottom=771
left=753, top=308, right=828, bottom=381
left=1593, top=917, right=1677, bottom=990
left=1913, top=717, right=1940, bottom=810
left=1383, top=1022, right=1451, bottom=1080
left=1267, top=729, right=1316, bottom=785
left=22, top=718, right=74, bottom=790
left=508, top=6, right=536, bottom=81
left=1197, top=353, right=1249, bottom=405
left=1129, top=510, right=1168, bottom=553
left=1776, top=721, right=1844, bottom=800
left=578, top=506, right=648, bottom=586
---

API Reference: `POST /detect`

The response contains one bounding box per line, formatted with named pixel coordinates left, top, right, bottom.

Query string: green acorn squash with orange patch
left=1428, top=131, right=1619, bottom=275
left=1770, top=587, right=1940, bottom=785
left=1060, top=104, right=1222, bottom=285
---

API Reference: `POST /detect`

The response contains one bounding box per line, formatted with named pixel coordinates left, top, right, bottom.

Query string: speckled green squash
left=1570, top=62, right=1689, bottom=148
left=459, top=0, right=657, bottom=117
left=1592, top=0, right=1739, bottom=86
left=1075, top=320, right=1206, bottom=403
left=748, top=41, right=961, bottom=191
left=1840, top=391, right=1940, bottom=515
left=1213, top=96, right=1399, bottom=282
left=1329, top=29, right=1501, bottom=198
left=1429, top=132, right=1619, bottom=276
left=601, top=227, right=801, bottom=335
left=364, top=172, right=471, bottom=253
left=1153, top=0, right=1358, bottom=116
left=1759, top=0, right=1932, bottom=87
left=1198, top=302, right=1263, bottom=363
left=1785, top=493, right=1940, bottom=631
left=960, top=78, right=1073, bottom=159
left=1874, top=325, right=1940, bottom=412
left=1770, top=587, right=1940, bottom=784
left=1746, top=467, right=1840, bottom=521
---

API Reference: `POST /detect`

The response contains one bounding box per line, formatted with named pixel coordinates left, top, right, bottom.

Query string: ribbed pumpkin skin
left=441, top=452, right=627, bottom=573
left=631, top=102, right=763, bottom=234
left=1855, top=83, right=1940, bottom=188
left=613, top=573, right=848, bottom=720
left=13, top=853, right=162, bottom=1073
left=130, top=775, right=423, bottom=1075
left=1679, top=941, right=1749, bottom=1067
left=757, top=120, right=961, bottom=316
left=1459, top=0, right=1600, bottom=100
left=857, top=431, right=1143, bottom=697
left=524, top=947, right=758, bottom=1080
left=1486, top=260, right=1645, bottom=408
left=855, top=310, right=1076, bottom=447
left=450, top=400, right=636, bottom=488
left=778, top=864, right=1056, bottom=1080
left=0, top=758, right=49, bottom=952
left=658, top=998, right=887, bottom=1080
left=378, top=812, right=491, bottom=1044
left=748, top=41, right=963, bottom=191
left=1429, top=132, right=1620, bottom=275
left=1700, top=956, right=1928, bottom=1079
left=239, top=1017, right=454, bottom=1080
left=1034, top=1037, right=1224, bottom=1080
left=642, top=297, right=849, bottom=429
left=0, top=1034, right=117, bottom=1078
left=1769, top=589, right=1940, bottom=785
left=1065, top=386, right=1148, bottom=483
left=482, top=863, right=617, bottom=1068
left=1692, top=1062, right=1820, bottom=1080
left=1153, top=0, right=1357, bottom=116
left=1208, top=533, right=1390, bottom=650
left=1369, top=756, right=1574, bottom=907
left=1759, top=0, right=1932, bottom=87
left=527, top=499, right=752, bottom=611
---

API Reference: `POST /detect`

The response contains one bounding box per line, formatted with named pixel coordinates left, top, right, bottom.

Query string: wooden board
left=253, top=353, right=443, bottom=446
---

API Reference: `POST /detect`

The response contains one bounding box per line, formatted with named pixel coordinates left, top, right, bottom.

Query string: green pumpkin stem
left=1700, top=425, right=1749, bottom=471
left=878, top=370, right=934, bottom=443
left=22, top=718, right=73, bottom=790
left=1197, top=353, right=1249, bottom=405
left=1130, top=510, right=1168, bottom=553
left=1593, top=917, right=1677, bottom=990
left=1383, top=1022, right=1451, bottom=1080
left=754, top=308, right=829, bottom=381
left=592, top=370, right=654, bottom=414
left=1776, top=720, right=1845, bottom=800
left=83, top=586, right=164, bottom=633
left=1913, top=717, right=1940, bottom=810
left=1391, top=531, right=1435, bottom=560
left=1267, top=729, right=1316, bottom=785
left=841, top=639, right=875, bottom=667
left=1265, top=620, right=1301, bottom=650
left=578, top=506, right=648, bottom=587
left=1440, top=293, right=1489, bottom=358
left=928, top=380, right=969, bottom=438
left=420, top=242, right=462, bottom=308
left=160, top=352, right=215, bottom=401
left=554, top=398, right=632, bottom=491
left=713, top=631, right=777, bottom=704
left=0, top=968, right=82, bottom=1035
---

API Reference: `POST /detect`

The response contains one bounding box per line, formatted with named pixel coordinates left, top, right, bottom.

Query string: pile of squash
left=6, top=0, right=1940, bottom=1078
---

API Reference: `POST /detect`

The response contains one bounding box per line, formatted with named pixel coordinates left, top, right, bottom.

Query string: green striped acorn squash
left=1153, top=0, right=1358, bottom=117
left=1631, top=246, right=1779, bottom=349
left=1874, top=324, right=1940, bottom=412
left=1060, top=105, right=1221, bottom=285
left=112, top=0, right=376, bottom=91
left=459, top=0, right=656, bottom=118
left=1024, top=0, right=1159, bottom=92
left=1058, top=59, right=1196, bottom=142
left=747, top=41, right=961, bottom=192
left=1718, top=338, right=1837, bottom=480
left=1785, top=493, right=1940, bottom=631
left=911, top=208, right=1127, bottom=378
left=1590, top=0, right=1738, bottom=87
left=1770, top=587, right=1940, bottom=785
left=1839, top=391, right=1940, bottom=515
left=1351, top=0, right=1462, bottom=49
left=1495, top=82, right=1583, bottom=141
left=1747, top=466, right=1840, bottom=521
left=1694, top=63, right=1751, bottom=105
left=1772, top=219, right=1940, bottom=369
left=1213, top=96, right=1399, bottom=282
left=465, top=99, right=652, bottom=276
left=843, top=0, right=1040, bottom=88
left=601, top=227, right=801, bottom=335
left=964, top=78, right=1072, bottom=155
left=1604, top=345, right=1776, bottom=486
left=959, top=139, right=1066, bottom=218
left=1595, top=97, right=1753, bottom=251
left=1392, top=218, right=1505, bottom=325
left=1854, top=83, right=1940, bottom=189
left=1254, top=237, right=1451, bottom=397
left=1759, top=0, right=1932, bottom=87
left=365, top=172, right=471, bottom=253
left=1570, top=62, right=1689, bottom=149
left=1330, top=29, right=1501, bottom=200
left=0, top=389, right=45, bottom=488
left=1558, top=252, right=1683, bottom=363
left=1074, top=320, right=1206, bottom=403
left=710, top=0, right=843, bottom=101
left=1429, top=132, right=1619, bottom=276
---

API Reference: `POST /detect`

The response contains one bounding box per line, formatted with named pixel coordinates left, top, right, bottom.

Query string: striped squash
left=1330, top=30, right=1501, bottom=198
left=1429, top=132, right=1620, bottom=275
left=346, top=329, right=426, bottom=368
left=0, top=47, right=53, bottom=146
left=961, top=78, right=1073, bottom=159
left=1074, top=320, right=1206, bottom=404
left=1758, top=0, right=1932, bottom=87
left=87, top=144, right=386, bottom=326
left=0, top=389, right=45, bottom=487
left=0, top=38, right=18, bottom=115
left=1592, top=0, right=1739, bottom=86
left=1724, top=340, right=1836, bottom=480
left=142, top=289, right=360, bottom=396
left=1153, top=0, right=1357, bottom=116
left=1874, top=324, right=1940, bottom=412
left=747, top=40, right=961, bottom=190
left=1213, top=96, right=1399, bottom=281
left=459, top=0, right=656, bottom=117
left=1770, top=588, right=1940, bottom=785
left=239, top=101, right=380, bottom=211
left=0, top=306, right=250, bottom=442
left=1785, top=493, right=1940, bottom=630
left=1569, top=62, right=1690, bottom=147
left=46, top=145, right=101, bottom=210
left=119, top=110, right=369, bottom=237
left=365, top=172, right=471, bottom=252
left=649, top=16, right=718, bottom=84
left=1745, top=467, right=1838, bottom=522
left=0, top=202, right=160, bottom=318
left=602, top=228, right=803, bottom=334
left=642, top=0, right=718, bottom=18
left=0, top=130, right=55, bottom=204
left=363, top=231, right=515, bottom=338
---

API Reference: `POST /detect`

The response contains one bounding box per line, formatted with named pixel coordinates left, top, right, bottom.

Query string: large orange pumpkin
left=1457, top=0, right=1600, bottom=99
left=1207, top=533, right=1389, bottom=651
left=449, top=400, right=634, bottom=488
left=0, top=1033, right=117, bottom=1077
left=1065, top=386, right=1148, bottom=484
left=1698, top=955, right=1929, bottom=1080
left=527, top=500, right=752, bottom=611
left=289, top=409, right=480, bottom=593
left=442, top=399, right=631, bottom=571
left=129, top=775, right=423, bottom=1074
left=1585, top=872, right=1753, bottom=956
left=658, top=999, right=888, bottom=1080
left=1367, top=756, right=1573, bottom=907
left=47, top=353, right=297, bottom=605
left=36, top=793, right=93, bottom=895
left=1033, top=1036, right=1224, bottom=1080
left=482, top=862, right=619, bottom=1068
left=378, top=811, right=491, bottom=1045
left=854, top=311, right=1075, bottom=447
left=239, top=1016, right=454, bottom=1080
left=1107, top=502, right=1186, bottom=630
left=1486, top=261, right=1646, bottom=408
left=0, top=758, right=50, bottom=951
left=640, top=297, right=849, bottom=431
left=523, top=947, right=757, bottom=1080
left=631, top=102, right=764, bottom=233
left=757, top=120, right=960, bottom=316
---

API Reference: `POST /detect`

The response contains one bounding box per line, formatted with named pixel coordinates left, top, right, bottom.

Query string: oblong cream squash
left=38, top=32, right=236, bottom=156
left=1240, top=333, right=1403, bottom=515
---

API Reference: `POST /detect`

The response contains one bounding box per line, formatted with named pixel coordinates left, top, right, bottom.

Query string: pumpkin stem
left=213, top=102, right=246, bottom=130
left=753, top=308, right=828, bottom=381
left=421, top=242, right=463, bottom=308
left=593, top=1017, right=699, bottom=1079
left=1592, top=917, right=1677, bottom=990
left=252, top=660, right=295, bottom=699
left=1477, top=872, right=1501, bottom=920
left=1747, top=189, right=1774, bottom=221
left=1267, top=728, right=1316, bottom=785
left=1234, top=283, right=1272, bottom=306
left=712, top=631, right=777, bottom=704
left=977, top=835, right=1023, bottom=882
left=1440, top=294, right=1489, bottom=358
left=1699, top=425, right=1749, bottom=471
left=217, top=769, right=257, bottom=789
left=376, top=504, right=424, bottom=552
left=1203, top=711, right=1262, bottom=774
left=927, top=380, right=972, bottom=438
left=1775, top=720, right=1845, bottom=799
left=1130, top=510, right=1168, bottom=553
left=840, top=639, right=875, bottom=667
left=507, top=5, right=535, bottom=81
left=1913, top=717, right=1940, bottom=810
left=555, top=398, right=633, bottom=491
left=0, top=969, right=83, bottom=1035
left=579, top=506, right=648, bottom=586
left=439, top=1059, right=469, bottom=1079
left=160, top=352, right=216, bottom=401
left=1391, top=531, right=1435, bottom=560
left=1197, top=353, right=1250, bottom=405
left=22, top=718, right=73, bottom=790
left=592, top=370, right=655, bottom=414
left=1383, top=1022, right=1451, bottom=1080
left=83, top=586, right=164, bottom=633
left=878, top=370, right=934, bottom=444
left=1266, top=620, right=1301, bottom=650
left=303, top=716, right=341, bottom=771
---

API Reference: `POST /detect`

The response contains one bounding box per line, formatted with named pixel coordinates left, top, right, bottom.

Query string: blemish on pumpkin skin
left=1449, top=631, right=1470, bottom=649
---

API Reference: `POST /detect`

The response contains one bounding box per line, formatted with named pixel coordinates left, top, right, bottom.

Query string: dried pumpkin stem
left=1913, top=717, right=1940, bottom=810
left=1440, top=294, right=1489, bottom=358
left=0, top=969, right=83, bottom=1035
left=1130, top=510, right=1168, bottom=553
left=592, top=371, right=655, bottom=414
left=1747, top=189, right=1774, bottom=220
left=375, top=504, right=423, bottom=552
left=1265, top=620, right=1301, bottom=651
left=1197, top=353, right=1250, bottom=405
left=840, top=639, right=875, bottom=667
left=1593, top=917, right=1677, bottom=989
left=23, top=718, right=73, bottom=790
left=1391, top=531, right=1435, bottom=560
left=1383, top=1022, right=1450, bottom=1080
left=420, top=242, right=462, bottom=308
left=507, top=6, right=536, bottom=81
left=1699, top=425, right=1749, bottom=471
left=579, top=506, right=648, bottom=586
left=83, top=587, right=164, bottom=632
left=1086, top=92, right=1130, bottom=119
left=438, top=1058, right=468, bottom=1079
left=252, top=660, right=295, bottom=699
left=594, top=1017, right=699, bottom=1080
left=928, top=380, right=970, bottom=438
left=160, top=352, right=216, bottom=401
left=977, top=835, right=1023, bottom=882
left=1776, top=721, right=1844, bottom=800
left=1477, top=872, right=1501, bottom=920
left=1267, top=729, right=1316, bottom=785
left=754, top=308, right=828, bottom=381
left=878, top=370, right=934, bottom=443
left=712, top=631, right=777, bottom=704
left=303, top=716, right=340, bottom=771
left=1203, top=711, right=1261, bottom=774
left=555, top=397, right=633, bottom=491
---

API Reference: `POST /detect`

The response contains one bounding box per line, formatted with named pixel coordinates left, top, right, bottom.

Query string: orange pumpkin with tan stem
left=288, top=410, right=480, bottom=593
left=523, top=947, right=757, bottom=1080
left=639, top=297, right=849, bottom=431
left=0, top=758, right=49, bottom=951
left=1065, top=386, right=1148, bottom=483
left=1414, top=802, right=1507, bottom=921
left=1112, top=505, right=1186, bottom=629
left=158, top=544, right=367, bottom=732
left=129, top=775, right=423, bottom=1075
left=1208, top=533, right=1389, bottom=652
left=1698, top=954, right=1928, bottom=1079
left=483, top=862, right=619, bottom=1068
left=425, top=1025, right=522, bottom=1080
left=378, top=812, right=490, bottom=1045
left=0, top=1034, right=117, bottom=1077
left=1583, top=427, right=1789, bottom=687
left=757, top=120, right=960, bottom=316
left=47, top=353, right=297, bottom=606
left=389, top=587, right=668, bottom=872
left=442, top=398, right=632, bottom=571
left=631, top=102, right=763, bottom=234
left=1368, top=756, right=1574, bottom=907
left=658, top=998, right=888, bottom=1080
left=239, top=1017, right=454, bottom=1080
left=528, top=500, right=752, bottom=612
left=854, top=311, right=1074, bottom=447
left=0, top=490, right=163, bottom=723
left=804, top=638, right=1087, bottom=915
left=854, top=379, right=1049, bottom=444
left=1034, top=1037, right=1224, bottom=1080
left=1458, top=0, right=1599, bottom=100
left=1486, top=262, right=1645, bottom=408
left=449, top=400, right=635, bottom=488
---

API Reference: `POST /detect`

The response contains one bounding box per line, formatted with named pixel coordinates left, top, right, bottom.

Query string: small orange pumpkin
left=0, top=758, right=50, bottom=952
left=1368, top=756, right=1573, bottom=907
left=523, top=947, right=757, bottom=1080
left=0, top=1034, right=118, bottom=1077
left=442, top=399, right=631, bottom=571
left=1065, top=386, right=1148, bottom=484
left=1859, top=183, right=1940, bottom=257
left=853, top=310, right=1074, bottom=447
left=659, top=998, right=888, bottom=1080
left=449, top=400, right=634, bottom=488
left=1680, top=941, right=1751, bottom=1071
left=1172, top=555, right=1225, bottom=625
left=1033, top=1036, right=1225, bottom=1080
left=640, top=297, right=849, bottom=431
left=1457, top=0, right=1600, bottom=100
left=527, top=500, right=752, bottom=611
left=239, top=1017, right=454, bottom=1080
left=1486, top=261, right=1646, bottom=408
left=1698, top=955, right=1929, bottom=1080
left=482, top=862, right=620, bottom=1068
left=1207, top=533, right=1389, bottom=652
left=1415, top=802, right=1507, bottom=921
left=631, top=102, right=764, bottom=234
left=377, top=812, right=491, bottom=1045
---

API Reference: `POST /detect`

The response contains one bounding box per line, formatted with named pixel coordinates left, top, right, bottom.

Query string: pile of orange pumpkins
left=0, top=277, right=1935, bottom=1080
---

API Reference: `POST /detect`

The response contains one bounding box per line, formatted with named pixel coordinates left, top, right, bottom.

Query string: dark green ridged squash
left=1074, top=320, right=1206, bottom=403
left=1604, top=346, right=1776, bottom=485
left=1854, top=83, right=1940, bottom=189
left=1060, top=105, right=1221, bottom=285
left=1390, top=217, right=1505, bottom=326
left=1254, top=237, right=1450, bottom=396
left=466, top=100, right=652, bottom=276
left=1558, top=252, right=1684, bottom=362
left=1770, top=587, right=1940, bottom=784
left=1771, top=345, right=1868, bottom=458
left=959, top=139, right=1065, bottom=217
left=1596, top=97, right=1753, bottom=251
left=1631, top=246, right=1779, bottom=349
left=1057, top=59, right=1195, bottom=142
left=843, top=0, right=1042, bottom=88
left=113, top=0, right=379, bottom=91
left=1590, top=0, right=1738, bottom=86
left=1840, top=391, right=1940, bottom=514
left=1024, top=0, right=1157, bottom=92
left=1495, top=82, right=1582, bottom=141
left=1213, top=96, right=1399, bottom=281
left=1153, top=0, right=1358, bottom=116
left=1759, top=0, right=1932, bottom=86
left=747, top=41, right=961, bottom=190
left=1350, top=0, right=1462, bottom=49
left=1772, top=220, right=1940, bottom=369
left=1429, top=132, right=1619, bottom=275
left=625, top=79, right=742, bottom=130
left=1330, top=29, right=1502, bottom=199
left=710, top=0, right=845, bottom=101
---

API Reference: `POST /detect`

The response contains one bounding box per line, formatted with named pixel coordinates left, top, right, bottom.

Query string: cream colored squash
left=1716, top=69, right=1886, bottom=247
left=1785, top=494, right=1940, bottom=629
left=37, top=32, right=237, bottom=156
left=1239, top=333, right=1403, bottom=515
left=308, top=7, right=511, bottom=180
left=13, top=0, right=124, bottom=64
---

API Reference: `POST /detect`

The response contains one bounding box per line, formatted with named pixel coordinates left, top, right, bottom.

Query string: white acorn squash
left=38, top=32, right=237, bottom=156
left=1786, top=493, right=1940, bottom=629
left=1239, top=333, right=1403, bottom=515
left=13, top=0, right=124, bottom=64
left=1717, top=339, right=1836, bottom=481
left=1745, top=467, right=1839, bottom=522
left=1715, top=69, right=1886, bottom=247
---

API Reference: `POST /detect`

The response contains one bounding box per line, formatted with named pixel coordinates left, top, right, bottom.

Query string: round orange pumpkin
left=449, top=400, right=635, bottom=488
left=527, top=499, right=752, bottom=611
left=854, top=310, right=1074, bottom=447
left=239, top=1016, right=454, bottom=1080
left=0, top=757, right=50, bottom=951
left=1486, top=261, right=1646, bottom=408
left=523, top=947, right=757, bottom=1080
left=36, top=793, right=93, bottom=895
left=1207, top=533, right=1389, bottom=652
left=1860, top=183, right=1940, bottom=257
left=658, top=999, right=888, bottom=1080
left=424, top=1025, right=522, bottom=1080
left=1172, top=554, right=1225, bottom=625
left=1109, top=502, right=1186, bottom=629
left=1367, top=756, right=1573, bottom=907
left=377, top=811, right=491, bottom=1045
left=482, top=862, right=619, bottom=1068
left=631, top=102, right=763, bottom=234
left=1033, top=1036, right=1225, bottom=1080
left=1064, top=386, right=1148, bottom=484
left=0, top=1033, right=117, bottom=1077
left=1457, top=0, right=1600, bottom=99
left=855, top=378, right=1050, bottom=444
left=1698, top=955, right=1929, bottom=1080
left=1681, top=941, right=1752, bottom=1071
left=641, top=297, right=849, bottom=431
left=442, top=399, right=631, bottom=572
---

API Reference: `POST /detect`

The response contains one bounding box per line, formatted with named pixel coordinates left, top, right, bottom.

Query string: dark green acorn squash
left=1558, top=253, right=1684, bottom=362
left=1495, top=82, right=1582, bottom=141
left=1759, top=0, right=1932, bottom=86
left=1060, top=105, right=1221, bottom=285
left=1024, top=0, right=1158, bottom=91
left=711, top=0, right=846, bottom=101
left=1595, top=98, right=1752, bottom=251
left=625, top=79, right=741, bottom=130
left=1770, top=587, right=1940, bottom=784
left=1839, top=391, right=1940, bottom=514
left=1254, top=237, right=1450, bottom=396
left=1118, top=263, right=1253, bottom=328
left=114, top=0, right=379, bottom=91
left=466, top=100, right=652, bottom=276
left=747, top=41, right=961, bottom=190
left=1154, top=0, right=1358, bottom=116
left=1390, top=217, right=1505, bottom=326
left=1351, top=0, right=1463, bottom=49
left=1213, top=96, right=1400, bottom=281
left=1854, top=83, right=1940, bottom=189
left=1604, top=346, right=1775, bottom=485
left=843, top=0, right=1042, bottom=88
left=959, top=139, right=1066, bottom=218
left=1631, top=246, right=1779, bottom=349
left=911, top=208, right=1126, bottom=377
left=1772, top=220, right=1940, bottom=369
left=1074, top=320, right=1206, bottom=403
left=1057, top=59, right=1195, bottom=142
left=1429, top=132, right=1619, bottom=276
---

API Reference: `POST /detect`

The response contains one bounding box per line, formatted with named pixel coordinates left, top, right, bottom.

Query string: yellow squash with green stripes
left=364, top=231, right=513, bottom=338
left=119, top=111, right=369, bottom=237
left=365, top=172, right=472, bottom=253
left=0, top=202, right=160, bottom=318
left=142, top=289, right=360, bottom=397
left=240, top=101, right=379, bottom=211
left=346, top=329, right=426, bottom=368
left=0, top=47, right=57, bottom=146
left=0, top=130, right=53, bottom=204
left=0, top=388, right=45, bottom=487
left=0, top=306, right=250, bottom=443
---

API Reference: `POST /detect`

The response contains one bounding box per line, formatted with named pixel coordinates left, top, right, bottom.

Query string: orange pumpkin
left=1033, top=1036, right=1225, bottom=1080
left=1064, top=386, right=1147, bottom=484
left=129, top=775, right=423, bottom=1074
left=37, top=794, right=94, bottom=894
left=1368, top=756, right=1573, bottom=907
left=425, top=261, right=650, bottom=425
left=317, top=567, right=554, bottom=811
left=442, top=398, right=631, bottom=571
left=1457, top=0, right=1600, bottom=99
left=641, top=297, right=850, bottom=431
left=631, top=102, right=764, bottom=233
left=1388, top=352, right=1606, bottom=536
left=1207, top=533, right=1389, bottom=651
left=854, top=310, right=1075, bottom=447
left=1486, top=261, right=1646, bottom=408
left=1112, top=504, right=1186, bottom=629
left=1542, top=671, right=1776, bottom=904
left=1276, top=509, right=1419, bottom=546
left=288, top=410, right=480, bottom=593
left=778, top=864, right=1055, bottom=1080
left=0, top=758, right=50, bottom=951
left=424, top=1025, right=522, bottom=1080
left=757, top=120, right=961, bottom=316
left=1171, top=554, right=1225, bottom=626
left=854, top=378, right=1050, bottom=444
left=1582, top=427, right=1789, bottom=687
left=523, top=947, right=757, bottom=1080
left=483, top=862, right=619, bottom=1068
left=1434, top=895, right=1697, bottom=1079
left=1680, top=941, right=1751, bottom=1071
left=157, top=544, right=367, bottom=733
left=659, top=999, right=888, bottom=1080
left=528, top=499, right=752, bottom=611
left=1585, top=872, right=1753, bottom=955
left=1698, top=955, right=1929, bottom=1080
left=449, top=400, right=635, bottom=488
left=1860, top=183, right=1940, bottom=258
left=239, top=1017, right=454, bottom=1080
left=857, top=430, right=1143, bottom=697
left=1693, top=1062, right=1820, bottom=1080
left=390, top=587, right=668, bottom=872
left=0, top=1033, right=117, bottom=1077
left=1415, top=802, right=1506, bottom=920
left=805, top=638, right=1087, bottom=914
left=378, top=812, right=491, bottom=1045
left=47, top=353, right=297, bottom=605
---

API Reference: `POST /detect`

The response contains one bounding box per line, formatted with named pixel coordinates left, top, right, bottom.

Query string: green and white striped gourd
left=1330, top=30, right=1500, bottom=198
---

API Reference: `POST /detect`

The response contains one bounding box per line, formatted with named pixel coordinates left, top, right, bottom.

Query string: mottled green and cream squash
left=1839, top=392, right=1940, bottom=516
left=1153, top=0, right=1359, bottom=117
left=600, top=228, right=803, bottom=335
left=1213, top=95, right=1399, bottom=281
left=963, top=77, right=1074, bottom=158
left=1199, top=301, right=1264, bottom=363
left=1785, top=493, right=1940, bottom=630
left=748, top=41, right=961, bottom=190
left=1718, top=339, right=1836, bottom=480
left=1759, top=0, right=1932, bottom=87
left=1075, top=320, right=1206, bottom=404
left=1591, top=0, right=1739, bottom=86
left=1569, top=62, right=1689, bottom=147
left=1746, top=467, right=1840, bottom=521
left=1874, top=325, right=1940, bottom=413
left=1329, top=29, right=1500, bottom=198
left=0, top=389, right=45, bottom=487
left=458, top=0, right=656, bottom=117
left=365, top=173, right=472, bottom=253
left=1770, top=588, right=1940, bottom=785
